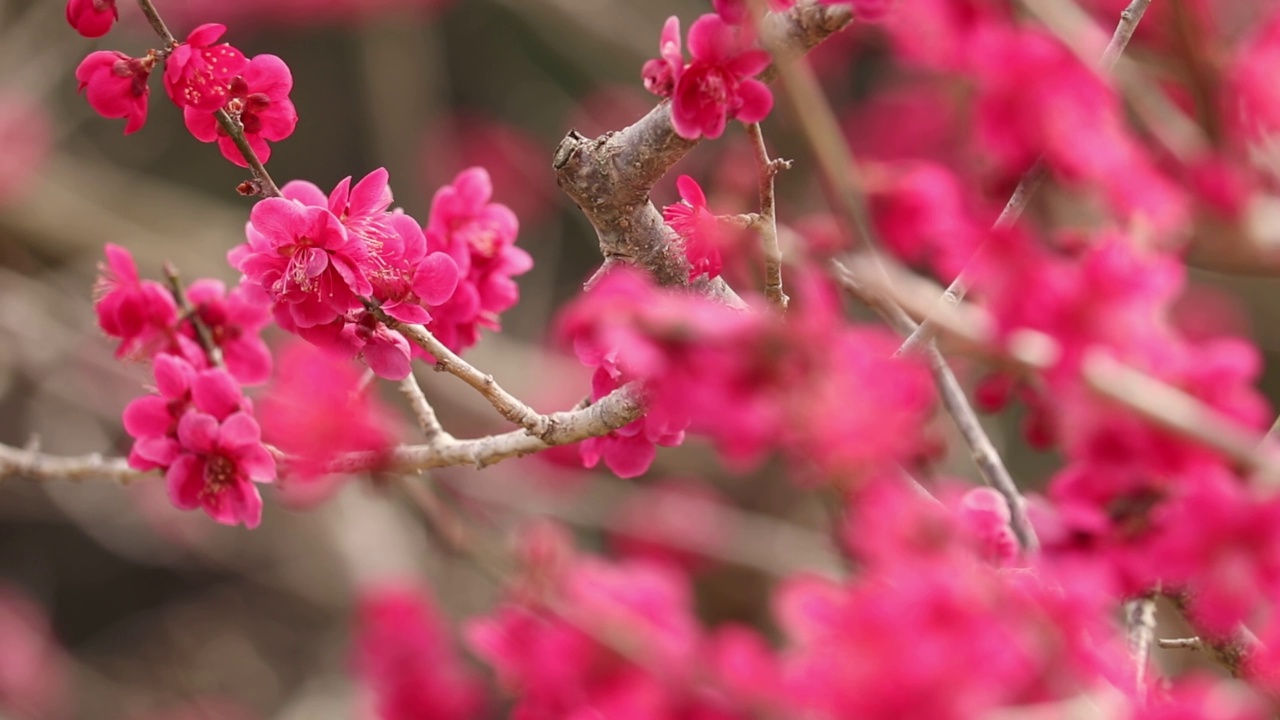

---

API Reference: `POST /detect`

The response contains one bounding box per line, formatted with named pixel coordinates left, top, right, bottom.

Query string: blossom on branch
left=183, top=54, right=298, bottom=167
left=75, top=51, right=152, bottom=135
left=662, top=175, right=724, bottom=281
left=424, top=167, right=531, bottom=354
left=163, top=23, right=249, bottom=112
left=668, top=14, right=773, bottom=140
left=65, top=0, right=117, bottom=38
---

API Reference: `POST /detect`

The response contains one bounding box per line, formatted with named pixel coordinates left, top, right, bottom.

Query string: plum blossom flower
left=258, top=341, right=398, bottom=497
left=235, top=197, right=372, bottom=328
left=94, top=243, right=180, bottom=360
left=123, top=354, right=242, bottom=470
left=65, top=0, right=117, bottom=38
left=425, top=167, right=530, bottom=354
left=184, top=54, right=297, bottom=167
left=167, top=406, right=275, bottom=529
left=662, top=175, right=724, bottom=280
left=670, top=14, right=773, bottom=140
left=184, top=279, right=273, bottom=385
left=163, top=24, right=249, bottom=112
left=0, top=586, right=68, bottom=720
left=75, top=51, right=153, bottom=134
left=259, top=169, right=460, bottom=379
left=353, top=584, right=484, bottom=720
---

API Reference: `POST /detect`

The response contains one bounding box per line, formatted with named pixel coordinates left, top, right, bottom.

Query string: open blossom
left=258, top=341, right=398, bottom=496
left=65, top=0, right=117, bottom=38
left=235, top=197, right=372, bottom=328
left=75, top=51, right=152, bottom=134
left=184, top=54, right=297, bottom=167
left=662, top=175, right=724, bottom=280
left=121, top=353, right=273, bottom=528
left=670, top=14, right=773, bottom=140
left=425, top=167, right=530, bottom=354
left=353, top=584, right=484, bottom=720
left=184, top=279, right=273, bottom=385
left=163, top=24, right=249, bottom=112
left=261, top=169, right=460, bottom=379
left=641, top=16, right=684, bottom=98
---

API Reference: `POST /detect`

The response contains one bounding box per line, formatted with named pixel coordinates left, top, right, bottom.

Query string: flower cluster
left=71, top=6, right=297, bottom=168
left=123, top=354, right=275, bottom=528
left=228, top=166, right=527, bottom=379
left=556, top=269, right=934, bottom=480
left=641, top=14, right=772, bottom=140
left=94, top=244, right=276, bottom=527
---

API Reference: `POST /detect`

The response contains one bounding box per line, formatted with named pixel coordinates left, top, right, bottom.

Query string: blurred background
left=4, top=0, right=1280, bottom=717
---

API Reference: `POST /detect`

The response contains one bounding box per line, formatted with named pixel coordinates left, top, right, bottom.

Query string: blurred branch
left=1125, top=596, right=1156, bottom=701
left=840, top=253, right=1280, bottom=484
left=831, top=259, right=1038, bottom=553
left=898, top=0, right=1156, bottom=354
left=552, top=2, right=852, bottom=307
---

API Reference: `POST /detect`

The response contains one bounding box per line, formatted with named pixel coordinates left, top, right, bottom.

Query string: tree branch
left=552, top=2, right=852, bottom=306
left=745, top=123, right=791, bottom=310
left=831, top=259, right=1038, bottom=553
left=897, top=0, right=1154, bottom=354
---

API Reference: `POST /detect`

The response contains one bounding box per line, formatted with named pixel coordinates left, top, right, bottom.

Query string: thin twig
left=1, top=383, right=644, bottom=484
left=831, top=259, right=1038, bottom=553
left=162, top=262, right=225, bottom=368
left=364, top=303, right=552, bottom=438
left=1156, top=637, right=1202, bottom=651
left=398, top=374, right=447, bottom=442
left=134, top=0, right=282, bottom=198
left=745, top=123, right=790, bottom=310
left=897, top=0, right=1155, bottom=354
left=839, top=253, right=1280, bottom=483
left=1125, top=596, right=1157, bottom=702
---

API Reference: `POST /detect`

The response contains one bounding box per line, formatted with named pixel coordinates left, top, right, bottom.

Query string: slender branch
left=1, top=383, right=644, bottom=484
left=839, top=253, right=1280, bottom=483
left=365, top=303, right=553, bottom=438
left=134, top=0, right=282, bottom=198
left=1156, top=637, right=1202, bottom=651
left=1125, top=596, right=1157, bottom=701
left=162, top=262, right=225, bottom=368
left=552, top=2, right=852, bottom=307
left=398, top=373, right=447, bottom=442
left=745, top=123, right=791, bottom=310
left=897, top=0, right=1154, bottom=354
left=831, top=259, right=1038, bottom=553
left=0, top=444, right=144, bottom=484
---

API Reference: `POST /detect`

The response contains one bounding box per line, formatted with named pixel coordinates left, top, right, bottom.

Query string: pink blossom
left=670, top=14, right=773, bottom=140
left=184, top=279, right=273, bottom=385
left=0, top=586, right=68, bottom=720
left=75, top=51, right=152, bottom=134
left=167, top=406, right=275, bottom=529
left=236, top=197, right=372, bottom=328
left=353, top=584, right=485, bottom=720
left=123, top=354, right=245, bottom=472
left=956, top=487, right=1019, bottom=568
left=641, top=16, right=684, bottom=98
left=866, top=161, right=980, bottom=280
left=0, top=94, right=52, bottom=207
left=163, top=24, right=249, bottom=112
left=662, top=175, right=724, bottom=280
left=258, top=341, right=398, bottom=497
left=263, top=169, right=460, bottom=378
left=94, top=243, right=180, bottom=360
left=1227, top=8, right=1280, bottom=142
left=65, top=0, right=116, bottom=38
left=184, top=54, right=297, bottom=167
left=424, top=167, right=530, bottom=354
